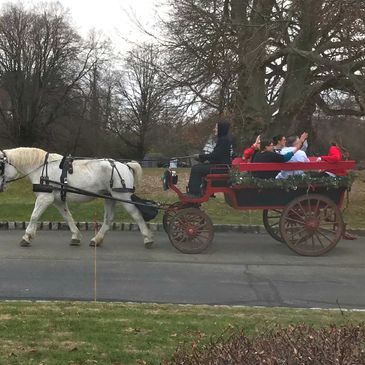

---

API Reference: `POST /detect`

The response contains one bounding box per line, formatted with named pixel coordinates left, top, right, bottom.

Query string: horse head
left=0, top=149, right=19, bottom=192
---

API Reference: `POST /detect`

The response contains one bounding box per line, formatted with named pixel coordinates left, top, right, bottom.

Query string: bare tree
left=160, top=0, right=365, bottom=145
left=108, top=44, right=177, bottom=158
left=267, top=0, right=365, bottom=135
left=66, top=30, right=114, bottom=155
left=161, top=0, right=237, bottom=117
left=0, top=3, right=101, bottom=146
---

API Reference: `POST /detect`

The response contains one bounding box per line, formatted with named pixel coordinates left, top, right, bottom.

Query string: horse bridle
left=0, top=150, right=8, bottom=191
left=0, top=150, right=40, bottom=189
left=0, top=151, right=63, bottom=191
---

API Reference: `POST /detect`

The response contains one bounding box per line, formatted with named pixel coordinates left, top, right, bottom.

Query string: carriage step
left=33, top=184, right=54, bottom=193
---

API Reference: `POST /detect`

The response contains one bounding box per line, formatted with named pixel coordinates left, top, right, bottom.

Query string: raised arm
left=291, top=132, right=308, bottom=154
left=242, top=135, right=260, bottom=161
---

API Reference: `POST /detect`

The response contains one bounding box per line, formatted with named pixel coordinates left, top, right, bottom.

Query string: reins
left=63, top=154, right=197, bottom=166
left=35, top=178, right=168, bottom=210
left=3, top=157, right=63, bottom=184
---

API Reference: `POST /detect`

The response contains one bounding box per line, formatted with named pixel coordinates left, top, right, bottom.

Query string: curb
left=0, top=221, right=364, bottom=236
left=0, top=221, right=261, bottom=233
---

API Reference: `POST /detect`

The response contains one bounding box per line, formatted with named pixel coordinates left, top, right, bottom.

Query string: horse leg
left=90, top=199, right=116, bottom=247
left=21, top=193, right=54, bottom=247
left=121, top=200, right=154, bottom=248
left=53, top=200, right=82, bottom=246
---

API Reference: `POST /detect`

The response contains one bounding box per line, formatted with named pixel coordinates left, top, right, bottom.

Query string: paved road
left=0, top=230, right=364, bottom=309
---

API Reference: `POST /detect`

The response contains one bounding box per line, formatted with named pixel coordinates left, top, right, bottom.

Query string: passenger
left=243, top=135, right=260, bottom=162
left=317, top=141, right=348, bottom=176
left=273, top=133, right=309, bottom=153
left=232, top=135, right=260, bottom=166
left=252, top=133, right=308, bottom=179
left=187, top=121, right=233, bottom=197
left=276, top=135, right=310, bottom=179
left=273, top=134, right=286, bottom=153
left=318, top=141, right=356, bottom=240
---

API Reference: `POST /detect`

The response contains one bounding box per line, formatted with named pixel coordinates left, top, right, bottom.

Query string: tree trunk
left=271, top=0, right=323, bottom=135
left=231, top=0, right=274, bottom=148
left=17, top=123, right=38, bottom=146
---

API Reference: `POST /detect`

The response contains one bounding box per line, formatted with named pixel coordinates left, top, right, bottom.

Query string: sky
left=0, top=0, right=161, bottom=50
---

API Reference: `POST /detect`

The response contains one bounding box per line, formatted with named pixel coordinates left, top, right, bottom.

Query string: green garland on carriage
left=229, top=170, right=355, bottom=191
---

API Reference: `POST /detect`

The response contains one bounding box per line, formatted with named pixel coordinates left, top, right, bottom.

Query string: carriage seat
left=206, top=164, right=230, bottom=188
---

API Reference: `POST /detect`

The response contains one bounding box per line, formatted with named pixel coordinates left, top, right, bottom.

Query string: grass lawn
left=0, top=168, right=364, bottom=227
left=0, top=301, right=364, bottom=365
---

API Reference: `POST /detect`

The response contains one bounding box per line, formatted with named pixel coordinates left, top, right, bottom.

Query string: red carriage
left=163, top=160, right=356, bottom=256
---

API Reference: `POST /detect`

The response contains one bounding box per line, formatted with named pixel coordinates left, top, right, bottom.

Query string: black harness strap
left=0, top=155, right=5, bottom=175
left=0, top=150, right=7, bottom=190
left=60, top=155, right=74, bottom=201
left=109, top=159, right=135, bottom=193
left=40, top=152, right=50, bottom=184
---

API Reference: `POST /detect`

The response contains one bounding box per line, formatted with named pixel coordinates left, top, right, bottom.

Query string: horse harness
left=2, top=150, right=159, bottom=221
left=108, top=159, right=135, bottom=193
left=0, top=150, right=60, bottom=190
left=40, top=154, right=135, bottom=201
left=0, top=150, right=20, bottom=189
left=0, top=150, right=7, bottom=191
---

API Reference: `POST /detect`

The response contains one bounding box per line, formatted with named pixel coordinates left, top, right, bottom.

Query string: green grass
left=0, top=301, right=364, bottom=365
left=0, top=168, right=364, bottom=227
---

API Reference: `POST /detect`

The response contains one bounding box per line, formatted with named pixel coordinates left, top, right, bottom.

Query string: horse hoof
left=70, top=239, right=81, bottom=246
left=20, top=239, right=31, bottom=247
left=89, top=240, right=101, bottom=247
left=144, top=241, right=154, bottom=249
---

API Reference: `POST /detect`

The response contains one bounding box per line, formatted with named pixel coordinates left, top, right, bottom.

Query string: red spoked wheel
left=263, top=209, right=284, bottom=243
left=162, top=202, right=184, bottom=233
left=280, top=194, right=344, bottom=256
left=168, top=207, right=214, bottom=254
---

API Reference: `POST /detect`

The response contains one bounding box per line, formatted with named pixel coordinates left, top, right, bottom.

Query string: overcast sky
left=0, top=0, right=161, bottom=50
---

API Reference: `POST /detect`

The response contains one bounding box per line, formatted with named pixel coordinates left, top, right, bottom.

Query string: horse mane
left=5, top=147, right=62, bottom=172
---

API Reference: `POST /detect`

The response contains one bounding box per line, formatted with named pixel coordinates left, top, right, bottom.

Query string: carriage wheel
left=162, top=203, right=182, bottom=233
left=168, top=208, right=214, bottom=254
left=263, top=209, right=284, bottom=243
left=162, top=202, right=194, bottom=233
left=280, top=194, right=344, bottom=256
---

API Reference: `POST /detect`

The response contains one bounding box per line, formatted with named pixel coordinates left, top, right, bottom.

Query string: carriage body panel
left=224, top=186, right=346, bottom=210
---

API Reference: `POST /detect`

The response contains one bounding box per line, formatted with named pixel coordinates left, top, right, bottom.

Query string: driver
left=187, top=121, right=233, bottom=197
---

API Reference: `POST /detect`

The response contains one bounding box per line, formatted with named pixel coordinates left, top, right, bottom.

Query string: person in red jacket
left=317, top=141, right=348, bottom=176
left=318, top=141, right=355, bottom=240
left=243, top=135, right=260, bottom=162
left=231, top=135, right=260, bottom=167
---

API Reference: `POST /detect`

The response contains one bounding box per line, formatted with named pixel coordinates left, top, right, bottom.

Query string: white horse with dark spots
left=0, top=147, right=154, bottom=248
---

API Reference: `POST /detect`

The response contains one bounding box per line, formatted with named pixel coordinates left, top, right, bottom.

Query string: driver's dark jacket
left=199, top=135, right=232, bottom=165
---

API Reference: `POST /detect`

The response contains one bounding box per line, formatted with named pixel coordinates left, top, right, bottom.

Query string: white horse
left=0, top=147, right=154, bottom=247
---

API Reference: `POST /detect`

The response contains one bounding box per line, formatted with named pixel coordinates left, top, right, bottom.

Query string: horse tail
left=126, top=161, right=143, bottom=189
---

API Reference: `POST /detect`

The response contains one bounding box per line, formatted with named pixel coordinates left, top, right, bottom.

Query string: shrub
left=164, top=324, right=365, bottom=364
